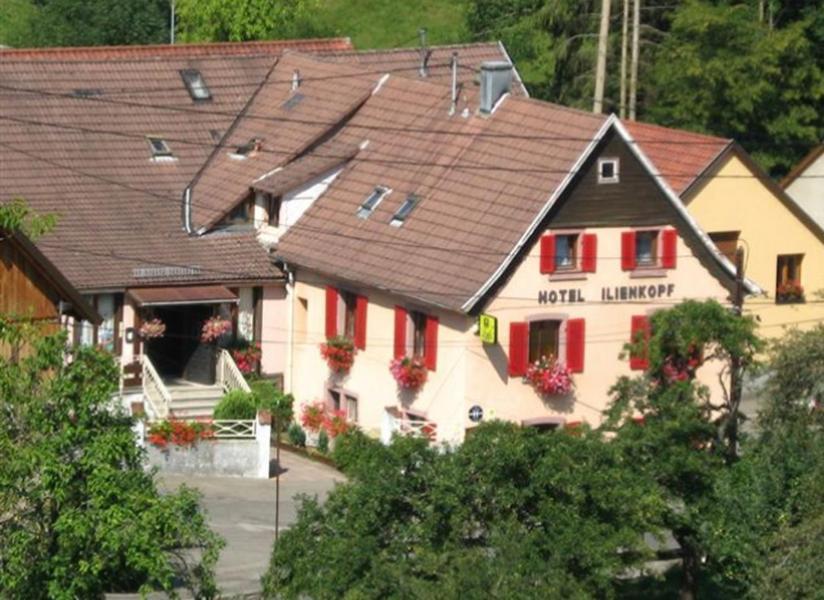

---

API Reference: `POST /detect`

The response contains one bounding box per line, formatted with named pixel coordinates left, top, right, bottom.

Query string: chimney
left=479, top=61, right=513, bottom=115
left=291, top=69, right=301, bottom=91
left=418, top=28, right=429, bottom=77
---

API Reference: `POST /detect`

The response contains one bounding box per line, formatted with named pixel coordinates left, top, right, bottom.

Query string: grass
left=315, top=0, right=471, bottom=49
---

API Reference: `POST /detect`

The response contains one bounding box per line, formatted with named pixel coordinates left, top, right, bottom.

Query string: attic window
left=390, top=193, right=420, bottom=227
left=230, top=138, right=262, bottom=160
left=147, top=137, right=174, bottom=161
left=357, top=186, right=390, bottom=219
left=180, top=69, right=212, bottom=102
left=598, top=158, right=619, bottom=183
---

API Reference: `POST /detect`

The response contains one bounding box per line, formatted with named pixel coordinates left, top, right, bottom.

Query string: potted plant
left=201, top=316, right=232, bottom=344
left=389, top=356, right=428, bottom=391
left=228, top=340, right=262, bottom=375
left=300, top=401, right=327, bottom=447
left=320, top=335, right=356, bottom=374
left=147, top=418, right=215, bottom=450
left=139, top=317, right=166, bottom=340
left=525, top=356, right=574, bottom=396
left=776, top=280, right=805, bottom=304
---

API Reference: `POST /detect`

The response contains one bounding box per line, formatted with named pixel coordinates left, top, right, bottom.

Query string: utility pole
left=274, top=414, right=281, bottom=545
left=629, top=0, right=640, bottom=120
left=593, top=0, right=612, bottom=113
left=170, top=0, right=175, bottom=44
left=726, top=246, right=745, bottom=462
left=619, top=0, right=629, bottom=118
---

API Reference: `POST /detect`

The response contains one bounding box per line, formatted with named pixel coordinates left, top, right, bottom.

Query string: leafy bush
left=331, top=428, right=385, bottom=477
left=213, top=390, right=257, bottom=420
left=317, top=429, right=329, bottom=454
left=251, top=380, right=294, bottom=425
left=286, top=423, right=306, bottom=448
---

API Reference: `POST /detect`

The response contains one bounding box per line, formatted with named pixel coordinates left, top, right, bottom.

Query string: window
left=709, top=231, right=740, bottom=262
left=410, top=311, right=427, bottom=356
left=636, top=230, right=659, bottom=266
left=328, top=388, right=358, bottom=422
left=598, top=157, right=619, bottom=183
left=147, top=137, right=173, bottom=159
left=231, top=138, right=262, bottom=159
left=180, top=69, right=212, bottom=101
left=390, top=193, right=420, bottom=226
left=555, top=234, right=579, bottom=270
left=776, top=254, right=804, bottom=303
left=528, top=320, right=561, bottom=363
left=268, top=195, right=280, bottom=227
left=341, top=291, right=358, bottom=340
left=357, top=186, right=390, bottom=219
left=393, top=306, right=438, bottom=370
left=326, top=287, right=368, bottom=349
left=345, top=394, right=358, bottom=422
left=225, top=199, right=252, bottom=225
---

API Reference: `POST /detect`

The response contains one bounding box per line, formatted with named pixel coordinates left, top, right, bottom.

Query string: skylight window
left=147, top=137, right=174, bottom=161
left=390, top=193, right=420, bottom=227
left=357, top=186, right=390, bottom=219
left=180, top=69, right=212, bottom=102
left=229, top=138, right=262, bottom=160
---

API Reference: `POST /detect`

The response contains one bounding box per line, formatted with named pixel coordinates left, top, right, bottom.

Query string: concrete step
left=169, top=392, right=223, bottom=419
left=167, top=386, right=225, bottom=401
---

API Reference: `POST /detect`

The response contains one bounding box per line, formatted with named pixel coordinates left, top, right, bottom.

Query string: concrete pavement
left=159, top=448, right=345, bottom=598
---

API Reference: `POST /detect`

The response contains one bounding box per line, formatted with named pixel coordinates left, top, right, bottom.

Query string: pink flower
left=389, top=356, right=428, bottom=390
left=525, top=356, right=574, bottom=396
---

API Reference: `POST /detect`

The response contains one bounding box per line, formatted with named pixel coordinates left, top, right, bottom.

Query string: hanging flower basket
left=776, top=280, right=804, bottom=304
left=525, top=356, right=574, bottom=396
left=139, top=318, right=166, bottom=340
left=300, top=401, right=327, bottom=433
left=389, top=356, right=428, bottom=391
left=320, top=336, right=356, bottom=374
left=201, top=316, right=232, bottom=343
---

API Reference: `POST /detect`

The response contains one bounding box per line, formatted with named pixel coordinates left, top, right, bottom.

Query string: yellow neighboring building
left=628, top=123, right=824, bottom=337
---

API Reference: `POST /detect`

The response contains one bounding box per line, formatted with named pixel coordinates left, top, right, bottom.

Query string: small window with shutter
left=622, top=228, right=677, bottom=271
left=540, top=232, right=597, bottom=274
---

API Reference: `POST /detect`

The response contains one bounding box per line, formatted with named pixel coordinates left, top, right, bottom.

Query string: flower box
left=525, top=356, right=573, bottom=396
left=776, top=280, right=805, bottom=304
left=147, top=418, right=215, bottom=450
left=390, top=356, right=428, bottom=391
left=320, top=336, right=356, bottom=374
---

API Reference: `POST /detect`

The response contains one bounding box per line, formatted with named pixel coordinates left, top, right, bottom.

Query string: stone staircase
left=167, top=383, right=225, bottom=419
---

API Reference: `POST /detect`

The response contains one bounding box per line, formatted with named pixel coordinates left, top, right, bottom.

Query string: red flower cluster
left=525, top=356, right=574, bottom=396
left=299, top=402, right=351, bottom=438
left=389, top=356, right=428, bottom=391
left=200, top=316, right=232, bottom=343
left=231, top=343, right=262, bottom=374
left=777, top=280, right=804, bottom=301
left=147, top=419, right=215, bottom=448
left=660, top=345, right=703, bottom=385
left=320, top=336, right=356, bottom=374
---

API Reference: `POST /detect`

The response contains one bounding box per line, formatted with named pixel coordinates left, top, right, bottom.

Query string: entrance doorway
left=144, top=304, right=213, bottom=381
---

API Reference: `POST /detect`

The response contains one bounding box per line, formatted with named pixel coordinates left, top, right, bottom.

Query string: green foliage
left=762, top=323, right=824, bottom=421
left=262, top=422, right=662, bottom=599
left=0, top=0, right=38, bottom=47
left=213, top=389, right=258, bottom=420
left=250, top=380, right=294, bottom=425
left=0, top=199, right=57, bottom=240
left=286, top=422, right=306, bottom=447
left=176, top=0, right=331, bottom=42
left=316, top=428, right=329, bottom=454
left=0, top=322, right=223, bottom=598
left=645, top=0, right=824, bottom=176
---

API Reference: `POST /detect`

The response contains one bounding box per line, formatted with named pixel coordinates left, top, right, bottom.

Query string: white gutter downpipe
left=283, top=263, right=296, bottom=395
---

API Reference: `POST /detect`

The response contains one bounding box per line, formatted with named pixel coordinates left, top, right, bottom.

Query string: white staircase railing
left=140, top=354, right=172, bottom=419
left=217, top=349, right=251, bottom=395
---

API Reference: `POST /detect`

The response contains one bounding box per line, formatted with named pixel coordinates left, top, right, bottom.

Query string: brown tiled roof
left=186, top=53, right=379, bottom=230
left=252, top=139, right=360, bottom=196
left=324, top=42, right=529, bottom=97
left=276, top=71, right=606, bottom=311
left=624, top=120, right=731, bottom=195
left=0, top=38, right=353, bottom=61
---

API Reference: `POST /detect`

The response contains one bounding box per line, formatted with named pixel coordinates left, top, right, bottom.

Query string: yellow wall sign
left=479, top=314, right=498, bottom=345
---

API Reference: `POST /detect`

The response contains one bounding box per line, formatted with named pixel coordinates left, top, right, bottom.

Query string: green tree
left=262, top=423, right=663, bottom=599
left=0, top=0, right=38, bottom=47
left=643, top=0, right=824, bottom=176
left=175, top=0, right=331, bottom=43
left=0, top=320, right=223, bottom=598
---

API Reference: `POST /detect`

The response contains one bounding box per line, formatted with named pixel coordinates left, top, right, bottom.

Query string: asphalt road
left=159, top=448, right=345, bottom=598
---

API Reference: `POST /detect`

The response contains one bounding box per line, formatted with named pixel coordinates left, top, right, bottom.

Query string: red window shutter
left=581, top=233, right=597, bottom=273
left=393, top=306, right=407, bottom=359
left=629, top=315, right=650, bottom=370
left=565, top=318, right=585, bottom=373
left=424, top=315, right=439, bottom=371
left=661, top=229, right=678, bottom=269
left=508, top=322, right=529, bottom=377
left=324, top=286, right=338, bottom=339
left=621, top=231, right=636, bottom=271
left=540, top=235, right=556, bottom=274
left=354, top=295, right=368, bottom=350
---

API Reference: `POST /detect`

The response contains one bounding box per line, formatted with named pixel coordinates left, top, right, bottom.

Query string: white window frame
left=597, top=157, right=620, bottom=184
left=356, top=186, right=390, bottom=219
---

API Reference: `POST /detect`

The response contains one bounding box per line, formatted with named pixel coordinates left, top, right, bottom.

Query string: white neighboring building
left=783, top=144, right=824, bottom=229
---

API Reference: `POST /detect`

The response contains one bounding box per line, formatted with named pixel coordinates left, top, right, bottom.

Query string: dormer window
left=147, top=137, right=174, bottom=161
left=180, top=69, right=211, bottom=102
left=230, top=138, right=262, bottom=160
left=357, top=186, right=390, bottom=219
left=390, top=193, right=420, bottom=227
left=598, top=157, right=619, bottom=183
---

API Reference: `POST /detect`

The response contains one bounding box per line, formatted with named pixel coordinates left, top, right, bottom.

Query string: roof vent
left=291, top=69, right=301, bottom=91
left=479, top=61, right=513, bottom=115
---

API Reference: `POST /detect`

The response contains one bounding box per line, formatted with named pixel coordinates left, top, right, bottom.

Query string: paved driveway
left=159, top=448, right=345, bottom=598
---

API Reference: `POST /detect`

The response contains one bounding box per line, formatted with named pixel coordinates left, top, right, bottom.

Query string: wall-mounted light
left=125, top=327, right=135, bottom=343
